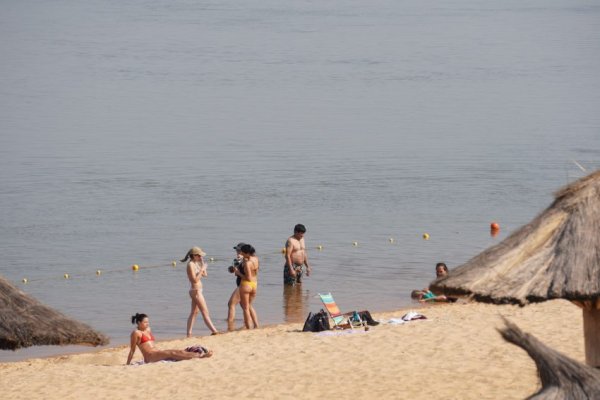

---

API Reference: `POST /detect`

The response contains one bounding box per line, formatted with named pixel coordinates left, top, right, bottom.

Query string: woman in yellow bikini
left=235, top=244, right=259, bottom=329
left=181, top=246, right=219, bottom=336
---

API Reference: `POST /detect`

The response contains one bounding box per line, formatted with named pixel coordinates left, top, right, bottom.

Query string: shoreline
left=0, top=300, right=585, bottom=399
left=0, top=299, right=432, bottom=364
left=0, top=301, right=430, bottom=364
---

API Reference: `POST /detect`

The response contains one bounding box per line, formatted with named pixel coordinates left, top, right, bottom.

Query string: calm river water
left=1, top=0, right=599, bottom=361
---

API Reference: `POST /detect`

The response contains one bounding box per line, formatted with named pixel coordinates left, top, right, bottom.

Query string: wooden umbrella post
left=583, top=305, right=600, bottom=368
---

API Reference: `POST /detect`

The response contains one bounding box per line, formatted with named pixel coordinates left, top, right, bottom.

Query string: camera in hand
left=228, top=258, right=243, bottom=274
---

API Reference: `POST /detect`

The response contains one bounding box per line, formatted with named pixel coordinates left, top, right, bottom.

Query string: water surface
left=1, top=0, right=599, bottom=361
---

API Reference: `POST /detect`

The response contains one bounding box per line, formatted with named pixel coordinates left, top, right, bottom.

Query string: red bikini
left=140, top=332, right=155, bottom=344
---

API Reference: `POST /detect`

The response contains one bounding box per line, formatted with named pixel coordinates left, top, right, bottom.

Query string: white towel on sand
left=314, top=330, right=370, bottom=337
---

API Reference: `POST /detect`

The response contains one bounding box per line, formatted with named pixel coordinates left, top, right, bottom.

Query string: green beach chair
left=318, top=292, right=367, bottom=330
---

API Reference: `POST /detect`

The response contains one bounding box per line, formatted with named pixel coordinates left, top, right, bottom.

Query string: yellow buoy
left=64, top=273, right=70, bottom=279
left=352, top=241, right=358, bottom=247
left=281, top=248, right=286, bottom=254
left=132, top=264, right=139, bottom=271
left=171, top=261, right=177, bottom=267
left=422, top=233, right=430, bottom=240
left=209, top=257, right=215, bottom=262
left=389, top=238, right=394, bottom=243
left=22, top=278, right=28, bottom=284
left=317, top=245, right=323, bottom=250
left=96, top=270, right=102, bottom=275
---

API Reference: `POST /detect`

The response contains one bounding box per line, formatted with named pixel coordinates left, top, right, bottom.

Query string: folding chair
left=318, top=293, right=367, bottom=330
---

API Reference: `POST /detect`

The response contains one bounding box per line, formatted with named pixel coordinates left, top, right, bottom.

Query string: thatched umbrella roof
left=430, top=169, right=600, bottom=368
left=431, top=169, right=600, bottom=307
left=0, top=275, right=109, bottom=350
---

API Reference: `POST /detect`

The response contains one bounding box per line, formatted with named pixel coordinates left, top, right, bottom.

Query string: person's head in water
left=435, top=262, right=448, bottom=278
left=240, top=244, right=256, bottom=257
left=293, top=224, right=306, bottom=238
left=131, top=313, right=149, bottom=329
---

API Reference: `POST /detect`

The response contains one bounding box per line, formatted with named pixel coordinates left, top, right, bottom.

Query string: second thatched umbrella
left=499, top=318, right=600, bottom=398
left=0, top=275, right=109, bottom=350
left=431, top=170, right=600, bottom=367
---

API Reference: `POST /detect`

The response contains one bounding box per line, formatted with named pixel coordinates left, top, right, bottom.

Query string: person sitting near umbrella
left=126, top=313, right=213, bottom=365
left=411, top=262, right=456, bottom=303
left=411, top=288, right=431, bottom=301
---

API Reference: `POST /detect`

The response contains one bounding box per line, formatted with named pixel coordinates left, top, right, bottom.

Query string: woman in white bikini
left=234, top=244, right=260, bottom=329
left=181, top=246, right=219, bottom=336
left=126, top=313, right=212, bottom=365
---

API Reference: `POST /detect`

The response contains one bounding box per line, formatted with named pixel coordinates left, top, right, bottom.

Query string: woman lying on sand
left=126, top=313, right=213, bottom=365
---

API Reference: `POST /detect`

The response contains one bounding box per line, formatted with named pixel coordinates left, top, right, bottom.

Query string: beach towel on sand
left=383, top=311, right=428, bottom=325
left=131, top=360, right=175, bottom=366
left=314, top=329, right=370, bottom=337
left=402, top=311, right=427, bottom=321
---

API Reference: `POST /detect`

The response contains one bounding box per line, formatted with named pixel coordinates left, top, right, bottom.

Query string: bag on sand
left=302, top=309, right=331, bottom=332
left=357, top=310, right=379, bottom=326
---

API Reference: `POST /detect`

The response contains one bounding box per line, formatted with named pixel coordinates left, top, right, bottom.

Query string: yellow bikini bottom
left=241, top=280, right=257, bottom=290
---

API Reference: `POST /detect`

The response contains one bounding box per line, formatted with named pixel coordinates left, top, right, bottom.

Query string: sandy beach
left=0, top=299, right=584, bottom=399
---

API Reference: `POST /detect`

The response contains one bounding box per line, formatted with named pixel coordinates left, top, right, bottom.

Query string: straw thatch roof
left=0, top=275, right=109, bottom=350
left=431, top=170, right=600, bottom=307
left=499, top=319, right=600, bottom=399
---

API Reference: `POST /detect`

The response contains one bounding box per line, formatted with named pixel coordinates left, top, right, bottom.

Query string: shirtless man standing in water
left=284, top=224, right=311, bottom=286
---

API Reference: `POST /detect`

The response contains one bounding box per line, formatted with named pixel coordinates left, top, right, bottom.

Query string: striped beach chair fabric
left=318, top=292, right=366, bottom=330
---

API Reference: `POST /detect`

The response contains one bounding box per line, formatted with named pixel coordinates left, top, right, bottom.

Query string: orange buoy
left=490, top=222, right=500, bottom=237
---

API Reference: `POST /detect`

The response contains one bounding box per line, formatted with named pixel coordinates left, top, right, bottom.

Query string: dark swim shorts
left=283, top=264, right=303, bottom=286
